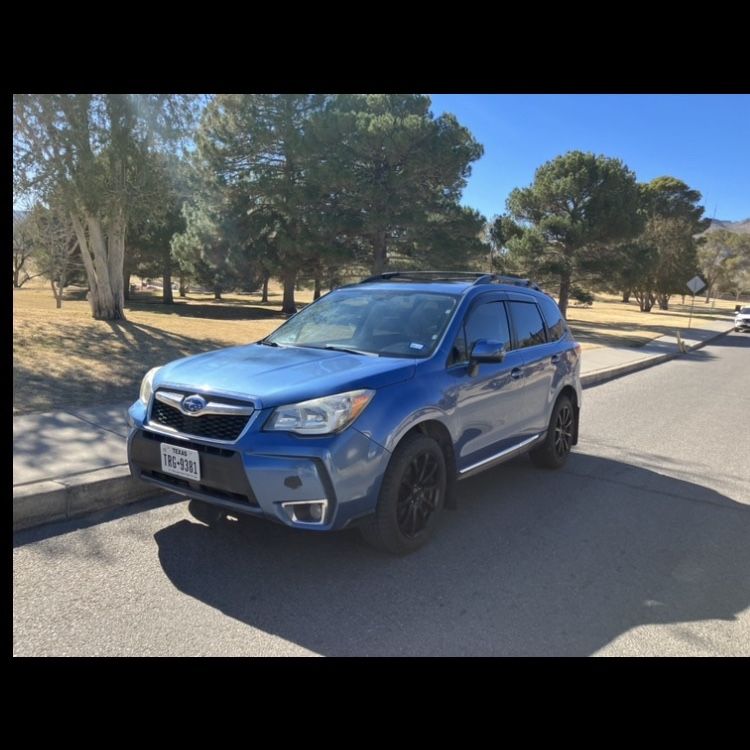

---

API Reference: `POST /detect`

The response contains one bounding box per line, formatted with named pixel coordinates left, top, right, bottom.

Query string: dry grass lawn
left=13, top=281, right=312, bottom=415
left=13, top=280, right=737, bottom=415
left=566, top=292, right=737, bottom=349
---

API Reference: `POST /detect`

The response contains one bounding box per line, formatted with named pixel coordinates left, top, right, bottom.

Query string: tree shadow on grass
left=125, top=299, right=287, bottom=321
left=154, top=452, right=750, bottom=656
left=13, top=319, right=236, bottom=415
left=570, top=321, right=728, bottom=349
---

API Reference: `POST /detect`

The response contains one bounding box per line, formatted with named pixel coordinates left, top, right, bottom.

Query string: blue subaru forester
left=127, top=272, right=582, bottom=554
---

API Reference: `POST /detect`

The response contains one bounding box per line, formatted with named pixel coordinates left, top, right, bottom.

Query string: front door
left=447, top=298, right=528, bottom=472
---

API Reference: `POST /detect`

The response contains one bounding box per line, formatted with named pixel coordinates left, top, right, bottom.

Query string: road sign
left=687, top=276, right=705, bottom=294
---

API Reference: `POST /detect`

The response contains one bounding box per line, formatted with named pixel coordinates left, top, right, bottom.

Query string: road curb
left=581, top=326, right=733, bottom=389
left=13, top=326, right=736, bottom=533
left=581, top=353, right=672, bottom=388
left=13, top=464, right=163, bottom=532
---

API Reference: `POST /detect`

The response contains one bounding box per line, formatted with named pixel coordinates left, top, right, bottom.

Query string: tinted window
left=450, top=301, right=511, bottom=364
left=509, top=301, right=547, bottom=349
left=537, top=294, right=566, bottom=341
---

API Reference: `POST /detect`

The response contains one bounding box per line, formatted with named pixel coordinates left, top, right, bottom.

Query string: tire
left=359, top=433, right=447, bottom=555
left=187, top=498, right=225, bottom=526
left=530, top=395, right=575, bottom=470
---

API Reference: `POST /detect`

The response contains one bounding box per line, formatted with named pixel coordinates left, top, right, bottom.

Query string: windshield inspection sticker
left=410, top=342, right=425, bottom=350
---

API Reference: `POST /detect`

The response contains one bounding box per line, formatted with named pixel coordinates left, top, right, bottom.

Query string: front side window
left=449, top=301, right=511, bottom=365
left=266, top=289, right=459, bottom=358
left=508, top=301, right=547, bottom=349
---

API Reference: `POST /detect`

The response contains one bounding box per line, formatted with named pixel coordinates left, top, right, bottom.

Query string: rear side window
left=449, top=301, right=511, bottom=365
left=537, top=294, right=566, bottom=341
left=509, top=301, right=547, bottom=349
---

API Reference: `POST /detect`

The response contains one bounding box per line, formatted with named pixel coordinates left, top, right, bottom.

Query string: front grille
left=150, top=400, right=250, bottom=442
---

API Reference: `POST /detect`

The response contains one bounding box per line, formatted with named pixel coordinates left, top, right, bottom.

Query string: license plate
left=160, top=443, right=201, bottom=481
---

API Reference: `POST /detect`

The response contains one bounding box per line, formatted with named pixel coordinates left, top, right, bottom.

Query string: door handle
left=551, top=354, right=560, bottom=364
left=510, top=368, right=522, bottom=380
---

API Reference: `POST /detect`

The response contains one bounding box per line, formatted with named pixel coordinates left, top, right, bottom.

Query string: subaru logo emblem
left=182, top=394, right=207, bottom=415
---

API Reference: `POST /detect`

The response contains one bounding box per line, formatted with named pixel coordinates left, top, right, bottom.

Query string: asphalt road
left=13, top=332, right=750, bottom=656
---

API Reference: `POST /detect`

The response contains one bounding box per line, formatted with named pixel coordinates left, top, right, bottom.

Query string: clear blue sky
left=429, top=94, right=750, bottom=223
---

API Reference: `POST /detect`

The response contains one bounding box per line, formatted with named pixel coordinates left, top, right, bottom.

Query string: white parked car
left=735, top=306, right=750, bottom=332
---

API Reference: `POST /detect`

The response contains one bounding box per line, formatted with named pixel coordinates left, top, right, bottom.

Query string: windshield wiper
left=324, top=345, right=378, bottom=357
left=257, top=338, right=279, bottom=347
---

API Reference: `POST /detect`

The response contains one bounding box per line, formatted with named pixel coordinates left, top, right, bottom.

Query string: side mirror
left=469, top=339, right=506, bottom=376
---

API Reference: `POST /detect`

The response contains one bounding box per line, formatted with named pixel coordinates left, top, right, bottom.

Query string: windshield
left=740, top=307, right=750, bottom=314
left=266, top=288, right=460, bottom=357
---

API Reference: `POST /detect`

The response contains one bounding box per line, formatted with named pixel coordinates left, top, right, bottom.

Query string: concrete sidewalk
left=13, top=318, right=736, bottom=531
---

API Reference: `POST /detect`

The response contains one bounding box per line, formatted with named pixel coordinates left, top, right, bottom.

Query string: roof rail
left=358, top=270, right=542, bottom=291
left=359, top=271, right=489, bottom=284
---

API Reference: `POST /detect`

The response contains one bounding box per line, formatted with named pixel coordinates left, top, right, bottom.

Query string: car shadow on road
left=153, top=452, right=750, bottom=656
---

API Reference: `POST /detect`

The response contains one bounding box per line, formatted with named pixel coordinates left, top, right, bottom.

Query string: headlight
left=265, top=389, right=375, bottom=435
left=139, top=367, right=161, bottom=405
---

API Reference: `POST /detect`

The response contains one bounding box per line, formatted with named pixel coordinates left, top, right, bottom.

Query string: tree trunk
left=261, top=271, right=269, bottom=303
left=71, top=213, right=126, bottom=320
left=372, top=230, right=387, bottom=275
left=163, top=268, right=173, bottom=304
left=124, top=272, right=131, bottom=301
left=705, top=285, right=711, bottom=303
left=51, top=279, right=62, bottom=309
left=657, top=293, right=669, bottom=310
left=179, top=273, right=187, bottom=297
left=313, top=276, right=321, bottom=300
left=281, top=269, right=297, bottom=314
left=558, top=271, right=571, bottom=319
left=681, top=294, right=686, bottom=305
left=107, top=210, right=126, bottom=318
left=214, top=287, right=222, bottom=300
left=621, top=289, right=630, bottom=303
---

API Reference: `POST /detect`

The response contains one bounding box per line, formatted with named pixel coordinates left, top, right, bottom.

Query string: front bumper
left=127, top=401, right=391, bottom=531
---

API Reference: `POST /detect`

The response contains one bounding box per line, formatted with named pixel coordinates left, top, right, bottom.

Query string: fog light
left=281, top=499, right=328, bottom=525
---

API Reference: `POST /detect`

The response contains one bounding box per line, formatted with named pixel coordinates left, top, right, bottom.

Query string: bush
left=570, top=286, right=594, bottom=305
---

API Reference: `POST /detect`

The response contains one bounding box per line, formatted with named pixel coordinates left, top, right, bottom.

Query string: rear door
left=506, top=295, right=557, bottom=435
left=446, top=294, right=528, bottom=471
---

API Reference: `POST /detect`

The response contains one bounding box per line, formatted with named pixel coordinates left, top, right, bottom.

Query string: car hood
left=153, top=343, right=417, bottom=409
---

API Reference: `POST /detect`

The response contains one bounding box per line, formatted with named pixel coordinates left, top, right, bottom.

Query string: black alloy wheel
left=396, top=450, right=442, bottom=539
left=530, top=394, right=575, bottom=469
left=360, top=433, right=447, bottom=555
left=553, top=401, right=574, bottom=460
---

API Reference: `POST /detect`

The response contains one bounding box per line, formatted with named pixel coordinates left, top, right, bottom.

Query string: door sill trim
left=458, top=433, right=542, bottom=479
